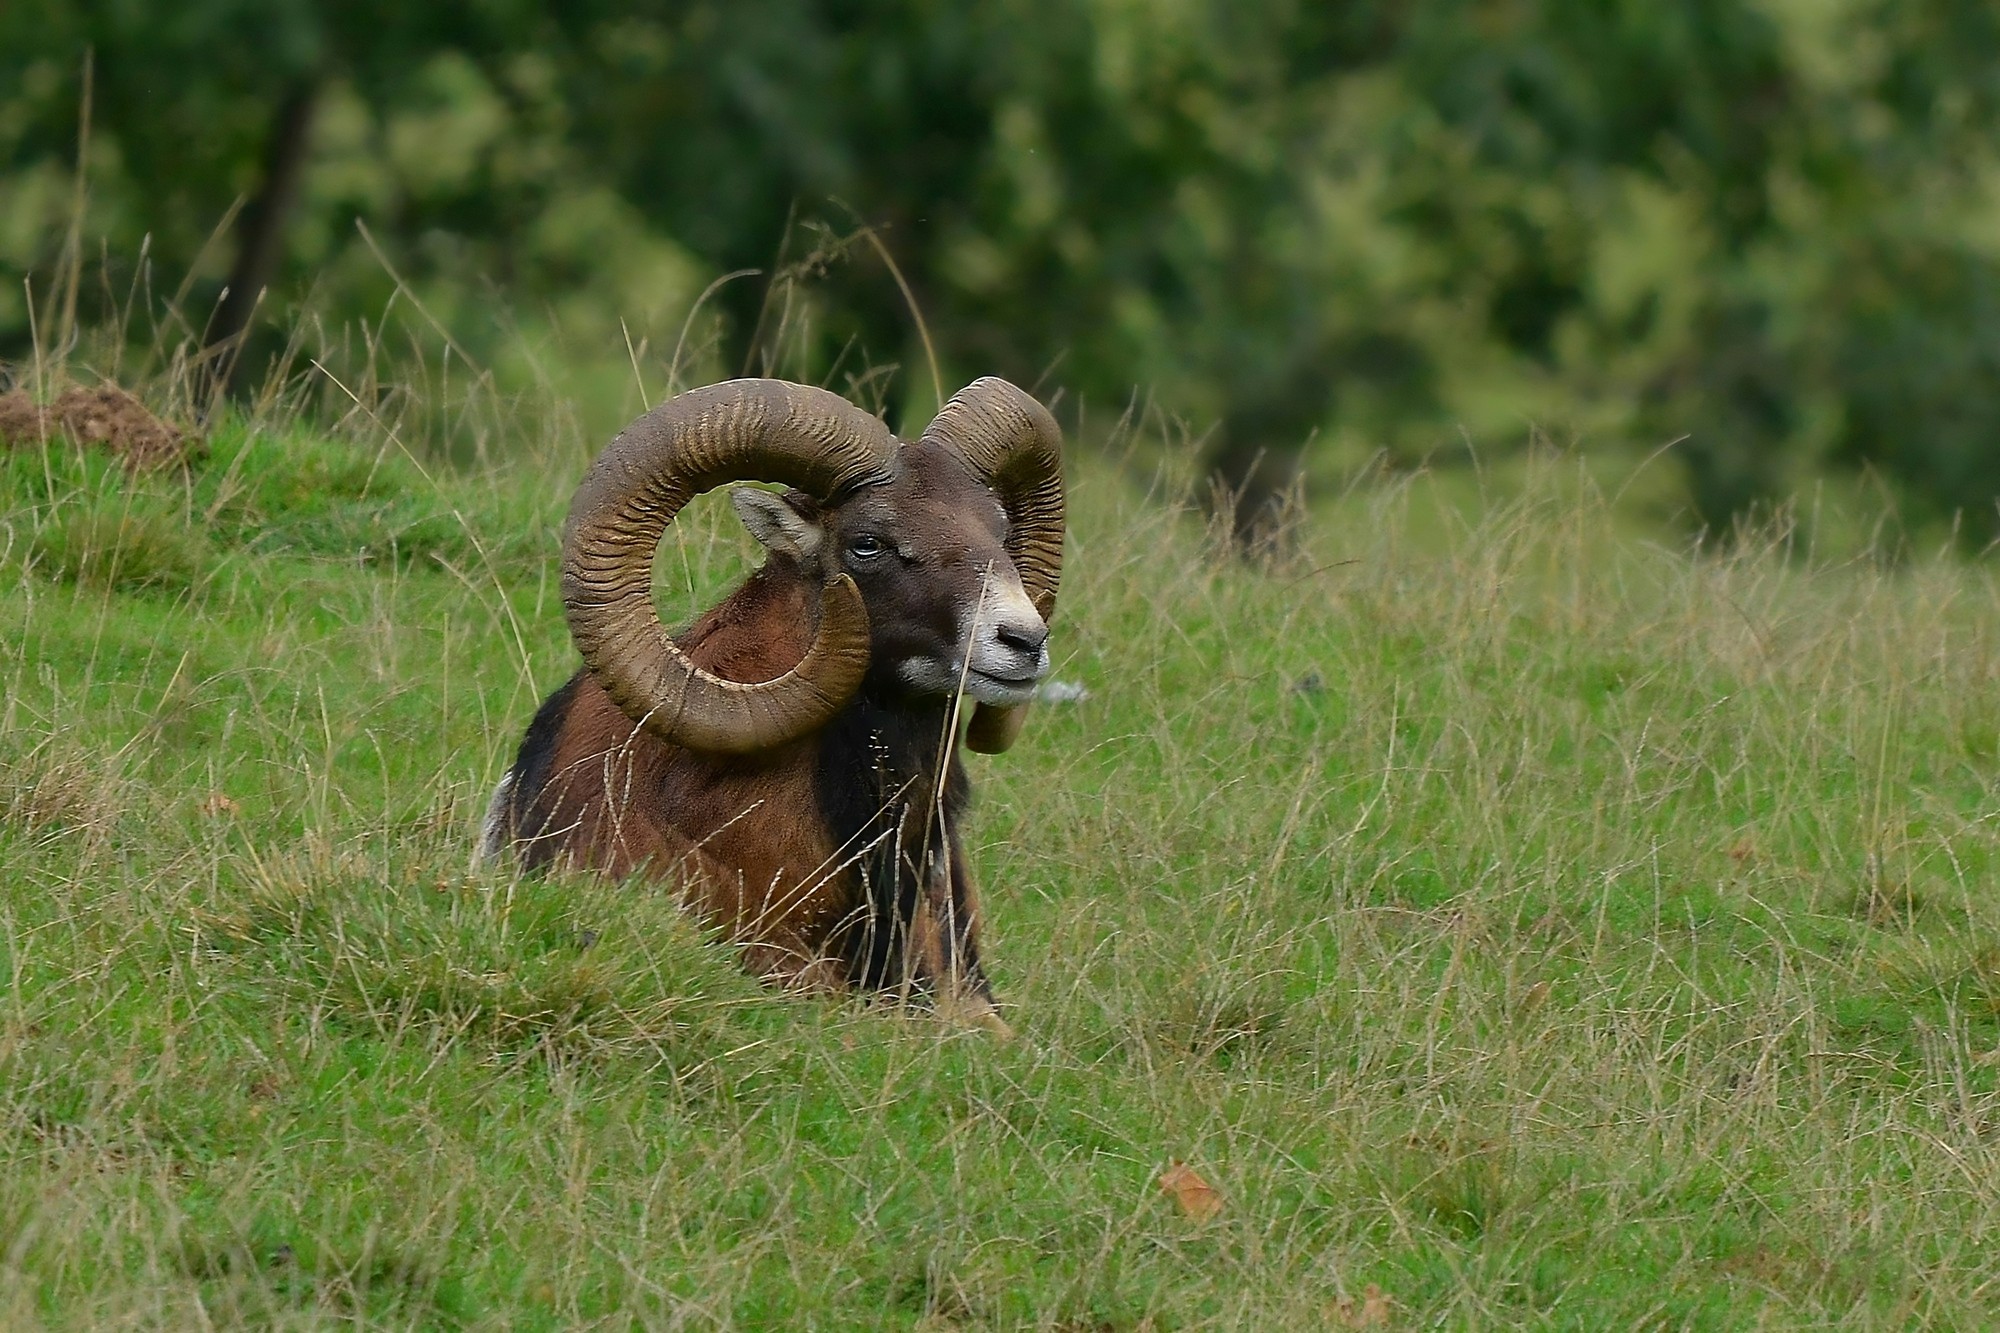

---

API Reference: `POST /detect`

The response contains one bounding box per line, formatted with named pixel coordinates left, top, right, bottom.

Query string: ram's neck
left=813, top=690, right=970, bottom=992
left=675, top=560, right=820, bottom=684
left=820, top=690, right=966, bottom=812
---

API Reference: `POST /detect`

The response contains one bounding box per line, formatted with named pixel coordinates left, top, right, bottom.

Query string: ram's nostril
left=996, top=621, right=1049, bottom=655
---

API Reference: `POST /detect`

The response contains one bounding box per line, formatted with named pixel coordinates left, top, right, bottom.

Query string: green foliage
left=6, top=2, right=2000, bottom=535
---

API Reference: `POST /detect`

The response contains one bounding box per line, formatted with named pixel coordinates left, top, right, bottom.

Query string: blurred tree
left=4, top=0, right=2000, bottom=543
left=0, top=1, right=564, bottom=382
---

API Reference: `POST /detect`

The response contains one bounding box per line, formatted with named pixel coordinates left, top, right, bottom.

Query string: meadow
left=3, top=396, right=2000, bottom=1328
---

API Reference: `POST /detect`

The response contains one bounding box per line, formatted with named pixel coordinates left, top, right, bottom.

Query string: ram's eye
left=847, top=533, right=887, bottom=561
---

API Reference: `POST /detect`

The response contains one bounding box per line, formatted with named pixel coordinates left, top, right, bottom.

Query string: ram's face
left=733, top=441, right=1050, bottom=706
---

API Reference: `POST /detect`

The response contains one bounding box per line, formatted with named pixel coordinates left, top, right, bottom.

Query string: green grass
left=4, top=416, right=2000, bottom=1329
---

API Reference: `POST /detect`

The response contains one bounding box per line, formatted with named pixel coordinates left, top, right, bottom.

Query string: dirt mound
left=0, top=384, right=196, bottom=471
left=0, top=389, right=42, bottom=444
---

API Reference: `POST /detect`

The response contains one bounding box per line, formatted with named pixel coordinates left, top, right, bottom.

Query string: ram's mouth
left=963, top=666, right=1041, bottom=704
left=969, top=662, right=1038, bottom=685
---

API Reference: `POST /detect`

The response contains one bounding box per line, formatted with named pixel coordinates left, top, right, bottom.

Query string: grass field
left=4, top=404, right=2000, bottom=1329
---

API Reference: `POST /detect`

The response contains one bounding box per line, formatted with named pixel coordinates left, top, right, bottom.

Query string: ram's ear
left=731, top=487, right=825, bottom=561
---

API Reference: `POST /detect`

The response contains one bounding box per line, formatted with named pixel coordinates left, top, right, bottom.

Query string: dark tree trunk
left=1205, top=427, right=1308, bottom=556
left=1205, top=357, right=1332, bottom=557
left=207, top=79, right=319, bottom=398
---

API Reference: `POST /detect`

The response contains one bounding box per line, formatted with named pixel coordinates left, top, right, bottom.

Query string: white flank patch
left=477, top=771, right=515, bottom=861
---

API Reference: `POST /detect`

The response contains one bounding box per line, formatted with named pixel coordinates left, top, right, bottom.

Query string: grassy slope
left=4, top=423, right=2000, bottom=1329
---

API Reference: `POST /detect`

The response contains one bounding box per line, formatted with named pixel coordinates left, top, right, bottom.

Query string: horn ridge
left=920, top=377, right=1066, bottom=754
left=562, top=379, right=894, bottom=754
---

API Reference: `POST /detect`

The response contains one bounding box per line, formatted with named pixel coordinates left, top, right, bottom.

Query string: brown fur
left=507, top=569, right=855, bottom=982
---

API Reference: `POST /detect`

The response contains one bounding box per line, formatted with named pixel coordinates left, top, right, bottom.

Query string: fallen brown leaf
left=1157, top=1161, right=1222, bottom=1220
left=1330, top=1283, right=1393, bottom=1327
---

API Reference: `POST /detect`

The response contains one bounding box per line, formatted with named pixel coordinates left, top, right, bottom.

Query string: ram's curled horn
left=919, top=377, right=1066, bottom=754
left=562, top=379, right=897, bottom=755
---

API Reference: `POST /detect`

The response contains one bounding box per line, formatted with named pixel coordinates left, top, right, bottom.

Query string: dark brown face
left=732, top=440, right=1050, bottom=705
